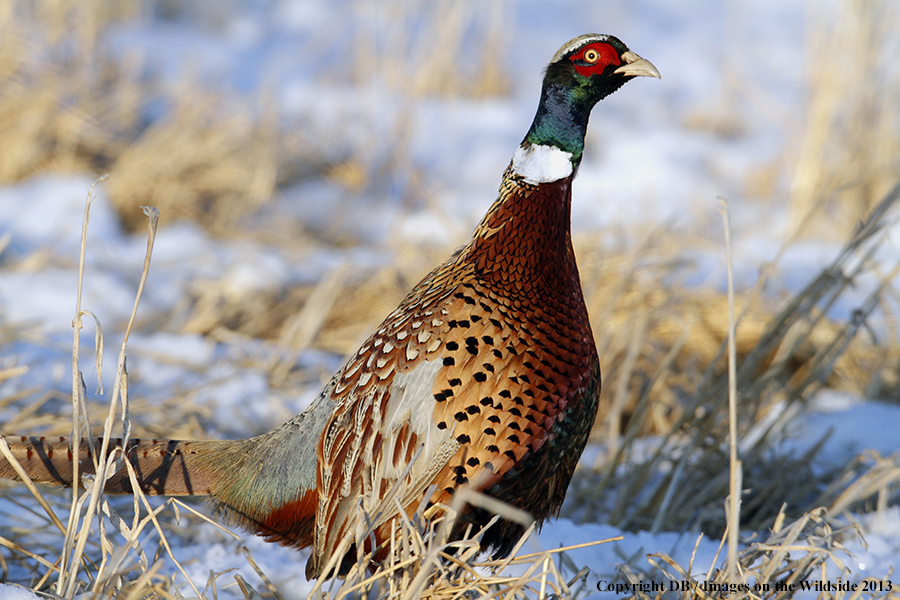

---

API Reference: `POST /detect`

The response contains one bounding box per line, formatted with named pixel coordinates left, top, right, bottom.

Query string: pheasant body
left=0, top=34, right=659, bottom=579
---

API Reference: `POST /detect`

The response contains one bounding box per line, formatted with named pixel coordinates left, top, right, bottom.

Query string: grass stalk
left=719, top=199, right=742, bottom=586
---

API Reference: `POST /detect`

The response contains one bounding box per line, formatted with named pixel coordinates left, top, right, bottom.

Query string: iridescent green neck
left=523, top=82, right=594, bottom=167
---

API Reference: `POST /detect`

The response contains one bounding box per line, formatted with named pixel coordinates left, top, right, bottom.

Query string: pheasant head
left=515, top=34, right=661, bottom=183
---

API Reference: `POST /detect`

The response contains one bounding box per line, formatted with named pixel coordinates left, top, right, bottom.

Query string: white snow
left=0, top=584, right=42, bottom=600
left=785, top=391, right=900, bottom=472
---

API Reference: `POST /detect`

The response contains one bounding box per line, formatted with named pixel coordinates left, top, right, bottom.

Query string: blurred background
left=1, top=0, right=899, bottom=596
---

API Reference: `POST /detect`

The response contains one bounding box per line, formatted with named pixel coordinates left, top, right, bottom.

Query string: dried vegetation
left=0, top=0, right=305, bottom=233
left=788, top=0, right=900, bottom=234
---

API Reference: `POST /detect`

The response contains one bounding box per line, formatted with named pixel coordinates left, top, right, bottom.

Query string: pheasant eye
left=583, top=49, right=600, bottom=63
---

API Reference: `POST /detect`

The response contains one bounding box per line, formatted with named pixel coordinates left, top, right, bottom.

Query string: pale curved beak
left=614, top=51, right=661, bottom=79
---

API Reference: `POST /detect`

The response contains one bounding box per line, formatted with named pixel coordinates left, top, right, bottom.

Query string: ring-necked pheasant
left=1, top=34, right=659, bottom=579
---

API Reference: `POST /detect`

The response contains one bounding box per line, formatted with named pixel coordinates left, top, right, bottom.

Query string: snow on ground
left=0, top=584, right=41, bottom=600
left=1, top=0, right=898, bottom=597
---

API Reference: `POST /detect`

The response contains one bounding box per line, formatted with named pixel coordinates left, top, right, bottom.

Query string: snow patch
left=0, top=583, right=42, bottom=600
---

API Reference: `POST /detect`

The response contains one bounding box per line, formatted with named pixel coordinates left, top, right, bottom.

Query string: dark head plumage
left=546, top=34, right=660, bottom=105
left=523, top=34, right=660, bottom=166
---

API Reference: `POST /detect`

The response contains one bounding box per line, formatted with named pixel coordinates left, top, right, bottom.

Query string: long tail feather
left=2, top=419, right=321, bottom=552
left=0, top=435, right=232, bottom=495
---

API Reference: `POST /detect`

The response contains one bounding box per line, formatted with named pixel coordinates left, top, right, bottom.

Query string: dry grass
left=638, top=507, right=899, bottom=600
left=104, top=92, right=283, bottom=232
left=0, top=2, right=142, bottom=180
left=566, top=182, right=900, bottom=537
left=0, top=0, right=512, bottom=237
left=0, top=183, right=191, bottom=597
left=788, top=0, right=900, bottom=235
left=343, top=0, right=509, bottom=98
left=0, top=0, right=314, bottom=234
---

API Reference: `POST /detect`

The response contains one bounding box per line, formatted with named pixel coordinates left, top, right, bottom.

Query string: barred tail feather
left=0, top=435, right=231, bottom=496
left=1, top=430, right=320, bottom=552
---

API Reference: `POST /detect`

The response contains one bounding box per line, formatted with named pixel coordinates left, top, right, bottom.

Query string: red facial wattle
left=570, top=42, right=620, bottom=77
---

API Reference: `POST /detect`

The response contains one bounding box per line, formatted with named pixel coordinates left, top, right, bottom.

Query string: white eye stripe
left=550, top=33, right=610, bottom=63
